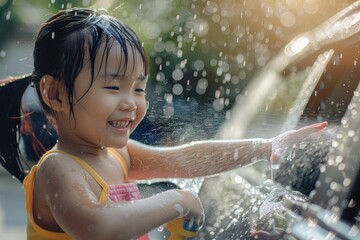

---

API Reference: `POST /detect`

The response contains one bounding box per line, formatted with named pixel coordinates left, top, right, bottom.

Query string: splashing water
left=198, top=1, right=360, bottom=239
left=280, top=49, right=334, bottom=133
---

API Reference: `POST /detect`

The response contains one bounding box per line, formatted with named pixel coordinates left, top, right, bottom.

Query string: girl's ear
left=40, top=75, right=68, bottom=112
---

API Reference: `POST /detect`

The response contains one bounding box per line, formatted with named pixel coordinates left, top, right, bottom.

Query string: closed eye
left=135, top=88, right=146, bottom=94
left=104, top=86, right=120, bottom=90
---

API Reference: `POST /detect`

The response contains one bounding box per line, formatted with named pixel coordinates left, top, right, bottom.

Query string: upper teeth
left=109, top=120, right=128, bottom=128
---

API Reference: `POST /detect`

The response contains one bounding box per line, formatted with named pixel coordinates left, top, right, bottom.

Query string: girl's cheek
left=140, top=100, right=148, bottom=116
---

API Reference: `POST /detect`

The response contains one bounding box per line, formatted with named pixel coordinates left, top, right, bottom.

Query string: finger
left=270, top=152, right=281, bottom=162
left=188, top=218, right=195, bottom=229
left=184, top=217, right=201, bottom=231
left=295, top=123, right=328, bottom=136
left=195, top=217, right=202, bottom=229
left=298, top=121, right=328, bottom=131
left=250, top=230, right=273, bottom=238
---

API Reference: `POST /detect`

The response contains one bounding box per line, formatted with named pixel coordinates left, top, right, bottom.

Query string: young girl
left=0, top=8, right=328, bottom=240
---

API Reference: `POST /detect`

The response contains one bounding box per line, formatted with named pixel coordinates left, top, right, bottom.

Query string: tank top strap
left=40, top=150, right=109, bottom=203
left=107, top=148, right=129, bottom=181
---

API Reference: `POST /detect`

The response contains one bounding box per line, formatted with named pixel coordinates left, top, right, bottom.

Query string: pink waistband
left=108, top=182, right=142, bottom=202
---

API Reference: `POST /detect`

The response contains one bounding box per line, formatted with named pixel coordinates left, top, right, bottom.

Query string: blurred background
left=0, top=0, right=356, bottom=239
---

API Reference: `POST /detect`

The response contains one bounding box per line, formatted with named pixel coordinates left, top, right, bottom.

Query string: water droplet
left=348, top=130, right=355, bottom=137
left=0, top=50, right=6, bottom=57
left=233, top=149, right=239, bottom=160
left=172, top=83, right=183, bottom=95
left=343, top=178, right=351, bottom=187
left=213, top=98, right=224, bottom=111
left=5, top=11, right=11, bottom=21
left=172, top=69, right=184, bottom=81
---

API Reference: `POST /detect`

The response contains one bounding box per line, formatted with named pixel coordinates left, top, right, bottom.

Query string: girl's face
left=61, top=42, right=147, bottom=149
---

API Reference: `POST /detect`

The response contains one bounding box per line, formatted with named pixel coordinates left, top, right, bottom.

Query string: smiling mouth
left=108, top=120, right=130, bottom=128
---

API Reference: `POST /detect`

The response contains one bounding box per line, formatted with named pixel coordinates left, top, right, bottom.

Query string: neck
left=55, top=141, right=108, bottom=156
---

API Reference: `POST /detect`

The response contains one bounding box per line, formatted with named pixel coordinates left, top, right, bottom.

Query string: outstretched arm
left=126, top=122, right=328, bottom=180
left=126, top=138, right=271, bottom=179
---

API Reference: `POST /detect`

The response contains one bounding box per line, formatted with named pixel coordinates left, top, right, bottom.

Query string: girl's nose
left=118, top=96, right=137, bottom=111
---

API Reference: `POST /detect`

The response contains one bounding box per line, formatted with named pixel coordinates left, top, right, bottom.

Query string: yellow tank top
left=23, top=148, right=129, bottom=240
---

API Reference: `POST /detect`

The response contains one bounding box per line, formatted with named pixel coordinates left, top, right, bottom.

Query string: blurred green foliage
left=0, top=0, right=357, bottom=143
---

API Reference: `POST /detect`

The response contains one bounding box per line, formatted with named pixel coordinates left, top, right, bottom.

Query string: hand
left=250, top=229, right=285, bottom=240
left=174, top=189, right=205, bottom=229
left=270, top=121, right=328, bottom=163
left=250, top=188, right=309, bottom=240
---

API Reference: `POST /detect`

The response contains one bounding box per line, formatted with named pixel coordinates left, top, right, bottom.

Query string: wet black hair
left=0, top=8, right=149, bottom=182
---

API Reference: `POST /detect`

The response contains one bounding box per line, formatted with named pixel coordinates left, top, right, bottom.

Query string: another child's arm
left=36, top=154, right=204, bottom=240
left=126, top=122, right=328, bottom=180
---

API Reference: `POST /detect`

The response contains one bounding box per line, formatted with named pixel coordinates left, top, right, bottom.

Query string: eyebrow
left=103, top=73, right=147, bottom=81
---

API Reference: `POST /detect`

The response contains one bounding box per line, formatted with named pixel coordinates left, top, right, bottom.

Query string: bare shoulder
left=32, top=152, right=98, bottom=234
left=35, top=152, right=86, bottom=186
left=33, top=152, right=93, bottom=205
left=33, top=151, right=97, bottom=205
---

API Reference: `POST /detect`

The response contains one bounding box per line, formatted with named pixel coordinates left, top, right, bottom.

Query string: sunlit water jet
left=280, top=49, right=334, bottom=133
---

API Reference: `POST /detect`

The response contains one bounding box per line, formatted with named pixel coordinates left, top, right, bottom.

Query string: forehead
left=94, top=40, right=145, bottom=76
